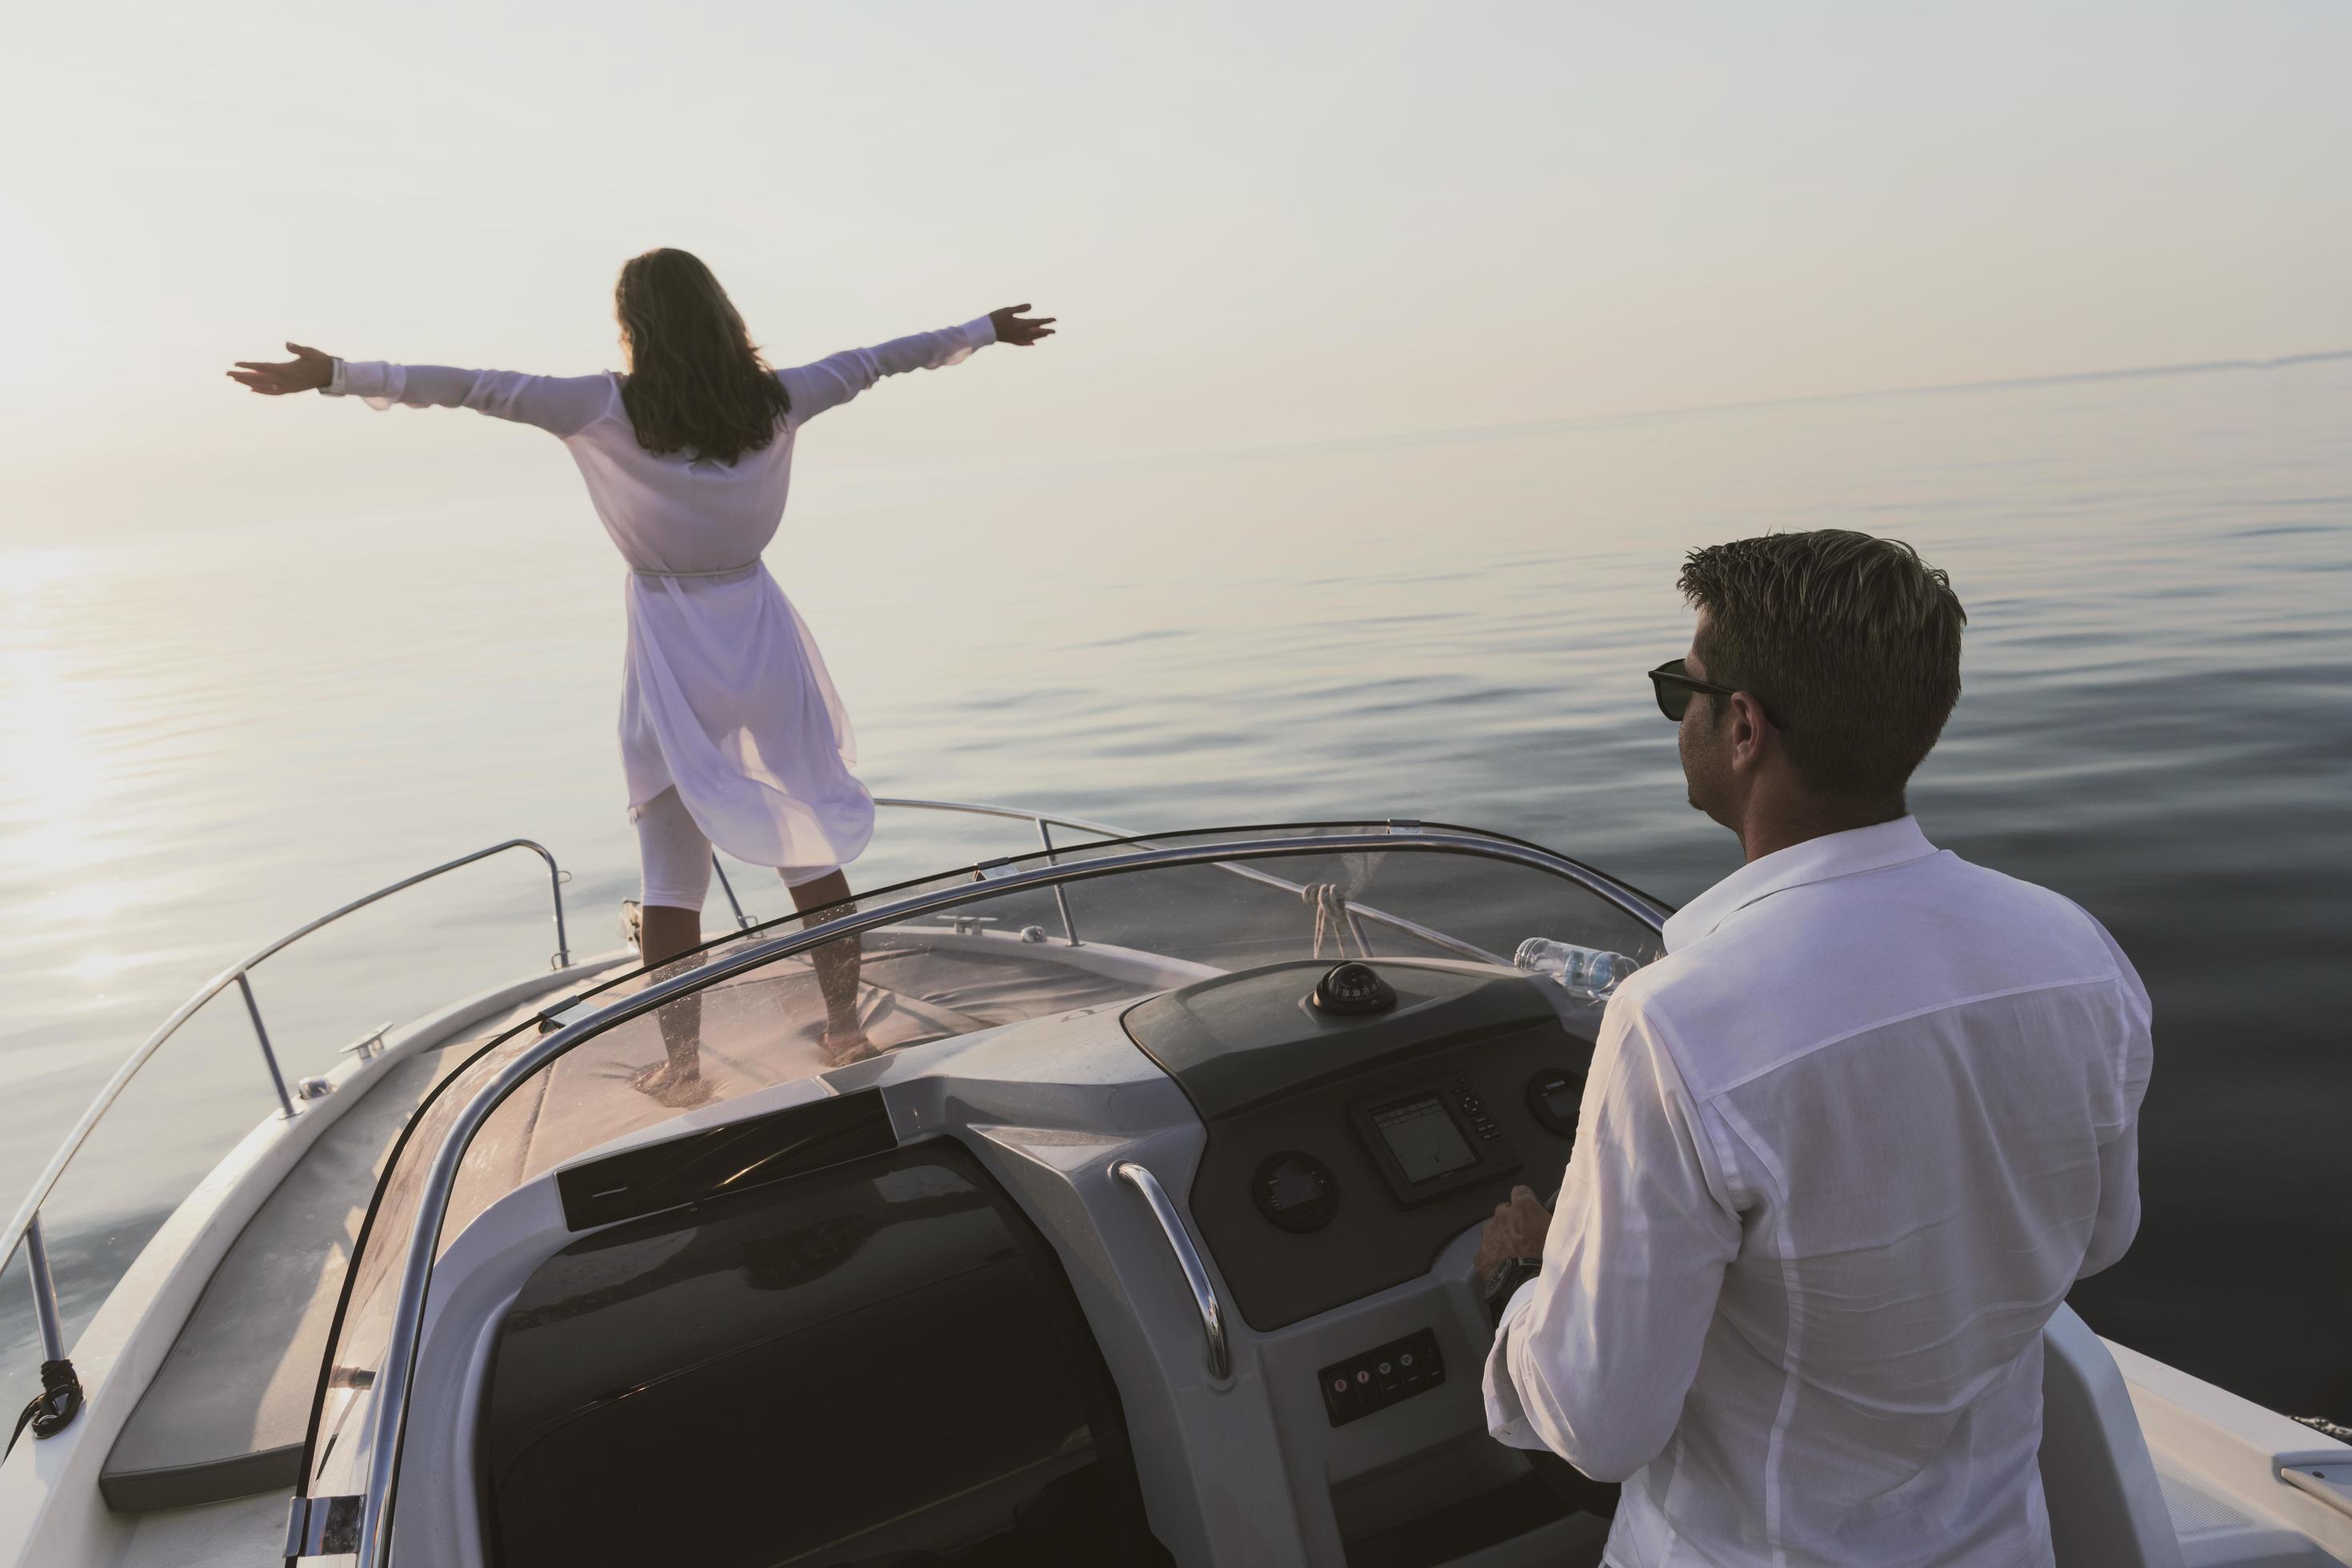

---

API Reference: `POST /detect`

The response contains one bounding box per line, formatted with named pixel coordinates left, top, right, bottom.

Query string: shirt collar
left=1662, top=815, right=1940, bottom=952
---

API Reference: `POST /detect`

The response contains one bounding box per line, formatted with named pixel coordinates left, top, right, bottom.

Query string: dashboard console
left=1122, top=959, right=1599, bottom=1330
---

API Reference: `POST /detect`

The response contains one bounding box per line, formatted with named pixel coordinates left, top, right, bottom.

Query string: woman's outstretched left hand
left=227, top=342, right=335, bottom=395
left=988, top=305, right=1056, bottom=347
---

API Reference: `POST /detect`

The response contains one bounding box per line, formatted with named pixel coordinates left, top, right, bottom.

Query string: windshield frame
left=301, top=822, right=1669, bottom=1567
left=676, top=815, right=1668, bottom=970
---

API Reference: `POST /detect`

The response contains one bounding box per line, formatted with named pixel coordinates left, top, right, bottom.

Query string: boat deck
left=96, top=1008, right=527, bottom=1513
left=94, top=933, right=1149, bottom=1517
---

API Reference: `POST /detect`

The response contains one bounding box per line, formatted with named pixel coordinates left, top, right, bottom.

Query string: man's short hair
left=1678, top=530, right=1966, bottom=803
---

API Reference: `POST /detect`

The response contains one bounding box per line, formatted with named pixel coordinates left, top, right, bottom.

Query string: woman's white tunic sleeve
left=327, top=362, right=611, bottom=434
left=324, top=316, right=996, bottom=878
left=777, top=323, right=991, bottom=426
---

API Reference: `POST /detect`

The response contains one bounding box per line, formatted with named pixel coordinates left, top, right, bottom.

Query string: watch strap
left=1483, top=1256, right=1544, bottom=1326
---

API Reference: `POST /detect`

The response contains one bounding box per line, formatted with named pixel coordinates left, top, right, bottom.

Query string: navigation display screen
left=1370, top=1095, right=1478, bottom=1184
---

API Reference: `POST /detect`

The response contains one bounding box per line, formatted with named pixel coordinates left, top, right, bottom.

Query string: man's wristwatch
left=1483, top=1256, right=1543, bottom=1326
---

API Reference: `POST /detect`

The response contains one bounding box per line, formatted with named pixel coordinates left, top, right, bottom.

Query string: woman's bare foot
left=800, top=1016, right=878, bottom=1066
left=629, top=1059, right=713, bottom=1108
left=821, top=1026, right=880, bottom=1066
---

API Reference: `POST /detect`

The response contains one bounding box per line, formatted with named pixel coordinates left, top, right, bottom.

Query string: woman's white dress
left=326, top=316, right=995, bottom=879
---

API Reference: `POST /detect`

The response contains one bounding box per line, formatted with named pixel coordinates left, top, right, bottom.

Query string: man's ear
left=1727, top=691, right=1772, bottom=772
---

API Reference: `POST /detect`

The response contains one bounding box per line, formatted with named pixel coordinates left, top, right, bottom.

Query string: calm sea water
left=2, top=355, right=2346, bottom=1421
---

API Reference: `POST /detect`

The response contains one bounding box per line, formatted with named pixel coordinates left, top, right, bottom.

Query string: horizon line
left=1074, top=345, right=2352, bottom=474
left=1539, top=346, right=2352, bottom=427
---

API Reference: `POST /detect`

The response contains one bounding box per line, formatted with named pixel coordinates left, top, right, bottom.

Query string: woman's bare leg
left=787, top=870, right=867, bottom=1058
left=635, top=904, right=708, bottom=1102
left=638, top=903, right=702, bottom=967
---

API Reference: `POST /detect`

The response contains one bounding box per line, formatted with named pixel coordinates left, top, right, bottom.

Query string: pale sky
left=5, top=1, right=2348, bottom=545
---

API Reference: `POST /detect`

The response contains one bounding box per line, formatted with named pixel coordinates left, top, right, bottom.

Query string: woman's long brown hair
left=614, top=248, right=790, bottom=464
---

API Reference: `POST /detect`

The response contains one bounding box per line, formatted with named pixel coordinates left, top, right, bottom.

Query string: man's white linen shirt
left=1483, top=817, right=2151, bottom=1566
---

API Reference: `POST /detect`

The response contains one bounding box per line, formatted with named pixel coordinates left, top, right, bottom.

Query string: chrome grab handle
left=2277, top=1454, right=2352, bottom=1520
left=1113, top=1160, right=1230, bottom=1382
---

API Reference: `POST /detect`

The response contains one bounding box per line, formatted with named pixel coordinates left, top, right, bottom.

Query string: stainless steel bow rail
left=2, top=839, right=570, bottom=1447
left=304, top=826, right=1666, bottom=1567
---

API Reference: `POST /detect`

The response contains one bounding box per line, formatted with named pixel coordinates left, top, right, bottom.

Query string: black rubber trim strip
left=554, top=1088, right=896, bottom=1230
left=99, top=1440, right=298, bottom=1514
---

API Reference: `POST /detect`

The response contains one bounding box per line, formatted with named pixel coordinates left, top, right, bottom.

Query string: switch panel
left=1318, top=1327, right=1445, bottom=1427
left=1451, top=1073, right=1504, bottom=1142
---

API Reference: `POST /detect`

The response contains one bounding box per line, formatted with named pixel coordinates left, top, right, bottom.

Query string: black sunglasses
left=1648, top=658, right=1790, bottom=730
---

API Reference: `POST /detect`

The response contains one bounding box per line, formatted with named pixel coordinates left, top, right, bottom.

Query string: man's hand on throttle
left=228, top=342, right=335, bottom=395
left=989, top=304, right=1056, bottom=347
left=1474, top=1185, right=1552, bottom=1278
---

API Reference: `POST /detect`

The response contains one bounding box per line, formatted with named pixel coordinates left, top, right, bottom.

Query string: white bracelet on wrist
left=325, top=358, right=349, bottom=397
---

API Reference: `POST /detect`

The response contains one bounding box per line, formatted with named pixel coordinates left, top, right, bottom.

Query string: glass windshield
left=298, top=824, right=1664, bottom=1517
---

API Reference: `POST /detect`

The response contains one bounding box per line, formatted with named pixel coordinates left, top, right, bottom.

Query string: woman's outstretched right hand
left=228, top=342, right=335, bottom=396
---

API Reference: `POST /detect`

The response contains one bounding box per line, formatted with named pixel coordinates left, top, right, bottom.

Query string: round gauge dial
left=1525, top=1068, right=1585, bottom=1138
left=1253, top=1150, right=1340, bottom=1234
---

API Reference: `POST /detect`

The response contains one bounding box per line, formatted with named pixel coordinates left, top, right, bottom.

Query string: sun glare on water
left=0, top=550, right=121, bottom=894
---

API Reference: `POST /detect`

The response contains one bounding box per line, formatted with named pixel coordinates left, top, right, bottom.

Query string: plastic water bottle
left=1514, top=938, right=1639, bottom=1001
